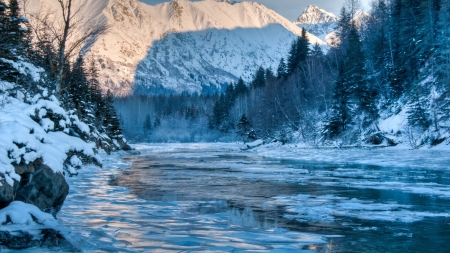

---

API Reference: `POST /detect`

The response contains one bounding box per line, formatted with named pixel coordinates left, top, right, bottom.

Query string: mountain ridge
left=28, top=0, right=326, bottom=96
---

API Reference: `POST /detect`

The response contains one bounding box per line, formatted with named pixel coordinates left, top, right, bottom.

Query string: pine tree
left=265, top=68, right=275, bottom=81
left=251, top=66, right=266, bottom=89
left=365, top=0, right=390, bottom=75
left=210, top=94, right=226, bottom=130
left=87, top=58, right=106, bottom=129
left=435, top=0, right=450, bottom=129
left=287, top=29, right=310, bottom=75
left=336, top=7, right=352, bottom=52
left=324, top=65, right=353, bottom=138
left=103, top=89, right=123, bottom=138
left=234, top=77, right=248, bottom=95
left=389, top=0, right=421, bottom=98
left=143, top=114, right=153, bottom=132
left=346, top=23, right=378, bottom=123
left=0, top=2, right=7, bottom=48
left=435, top=0, right=450, bottom=89
left=276, top=58, right=287, bottom=79
left=297, top=28, right=310, bottom=62
left=154, top=115, right=161, bottom=128
left=287, top=40, right=298, bottom=74
left=5, top=0, right=27, bottom=54
left=407, top=88, right=431, bottom=130
left=311, top=43, right=324, bottom=57
left=0, top=0, right=29, bottom=86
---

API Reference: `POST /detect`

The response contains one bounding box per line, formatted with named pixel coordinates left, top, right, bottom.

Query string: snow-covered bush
left=0, top=59, right=101, bottom=185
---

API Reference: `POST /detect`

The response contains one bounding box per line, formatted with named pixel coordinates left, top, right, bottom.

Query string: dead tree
left=28, top=0, right=109, bottom=94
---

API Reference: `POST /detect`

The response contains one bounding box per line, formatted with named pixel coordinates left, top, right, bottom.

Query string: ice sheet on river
left=56, top=149, right=328, bottom=252
left=49, top=143, right=450, bottom=252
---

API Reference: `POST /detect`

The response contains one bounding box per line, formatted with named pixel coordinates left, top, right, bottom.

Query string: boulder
left=0, top=159, right=69, bottom=217
left=0, top=201, right=78, bottom=251
left=0, top=182, right=16, bottom=209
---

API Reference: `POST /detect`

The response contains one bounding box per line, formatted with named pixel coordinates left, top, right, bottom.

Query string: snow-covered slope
left=28, top=0, right=325, bottom=96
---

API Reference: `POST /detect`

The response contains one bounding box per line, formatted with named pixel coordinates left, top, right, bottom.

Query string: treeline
left=115, top=93, right=219, bottom=142
left=0, top=0, right=129, bottom=152
left=209, top=0, right=450, bottom=147
left=118, top=0, right=450, bottom=147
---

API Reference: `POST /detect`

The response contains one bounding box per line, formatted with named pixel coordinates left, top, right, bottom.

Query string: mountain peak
left=294, top=5, right=337, bottom=25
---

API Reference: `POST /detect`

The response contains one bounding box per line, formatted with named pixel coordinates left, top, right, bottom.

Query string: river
left=57, top=143, right=450, bottom=252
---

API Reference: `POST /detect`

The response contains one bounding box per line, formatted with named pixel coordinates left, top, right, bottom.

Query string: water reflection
left=59, top=144, right=450, bottom=252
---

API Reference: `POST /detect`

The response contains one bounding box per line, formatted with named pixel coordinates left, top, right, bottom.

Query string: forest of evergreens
left=116, top=0, right=450, bottom=148
left=0, top=0, right=128, bottom=153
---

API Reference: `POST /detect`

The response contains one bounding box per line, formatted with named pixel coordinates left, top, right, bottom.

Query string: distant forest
left=116, top=0, right=450, bottom=147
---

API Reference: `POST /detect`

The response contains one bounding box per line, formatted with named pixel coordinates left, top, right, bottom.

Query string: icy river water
left=57, top=143, right=450, bottom=252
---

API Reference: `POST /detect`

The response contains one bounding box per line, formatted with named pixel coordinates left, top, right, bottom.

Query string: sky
left=139, top=0, right=371, bottom=21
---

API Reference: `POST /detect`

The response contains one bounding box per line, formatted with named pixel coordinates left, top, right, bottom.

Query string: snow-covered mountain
left=294, top=5, right=369, bottom=46
left=294, top=5, right=338, bottom=25
left=294, top=5, right=338, bottom=43
left=29, top=0, right=325, bottom=96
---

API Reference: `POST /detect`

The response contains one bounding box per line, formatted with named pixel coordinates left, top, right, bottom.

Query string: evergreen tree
left=324, top=65, right=353, bottom=138
left=287, top=29, right=310, bottom=75
left=346, top=23, right=378, bottom=122
left=435, top=0, right=450, bottom=89
left=336, top=7, right=352, bottom=51
left=407, top=88, right=431, bottom=130
left=4, top=0, right=27, bottom=54
left=297, top=28, right=310, bottom=62
left=234, top=77, right=248, bottom=95
left=276, top=58, right=287, bottom=79
left=265, top=68, right=275, bottom=81
left=287, top=39, right=298, bottom=74
left=0, top=0, right=29, bottom=87
left=143, top=114, right=153, bottom=132
left=64, top=57, right=92, bottom=121
left=389, top=0, right=421, bottom=98
left=311, top=43, right=324, bottom=57
left=103, top=89, right=123, bottom=138
left=87, top=58, right=107, bottom=130
left=210, top=94, right=227, bottom=131
left=434, top=0, right=450, bottom=129
left=251, top=66, right=266, bottom=88
left=0, top=2, right=7, bottom=46
left=154, top=115, right=161, bottom=128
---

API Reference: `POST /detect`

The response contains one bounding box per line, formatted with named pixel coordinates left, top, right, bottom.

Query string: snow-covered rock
left=27, top=0, right=325, bottom=96
left=0, top=201, right=57, bottom=225
left=241, top=139, right=264, bottom=150
left=13, top=160, right=69, bottom=216
left=294, top=5, right=338, bottom=25
left=0, top=201, right=77, bottom=250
